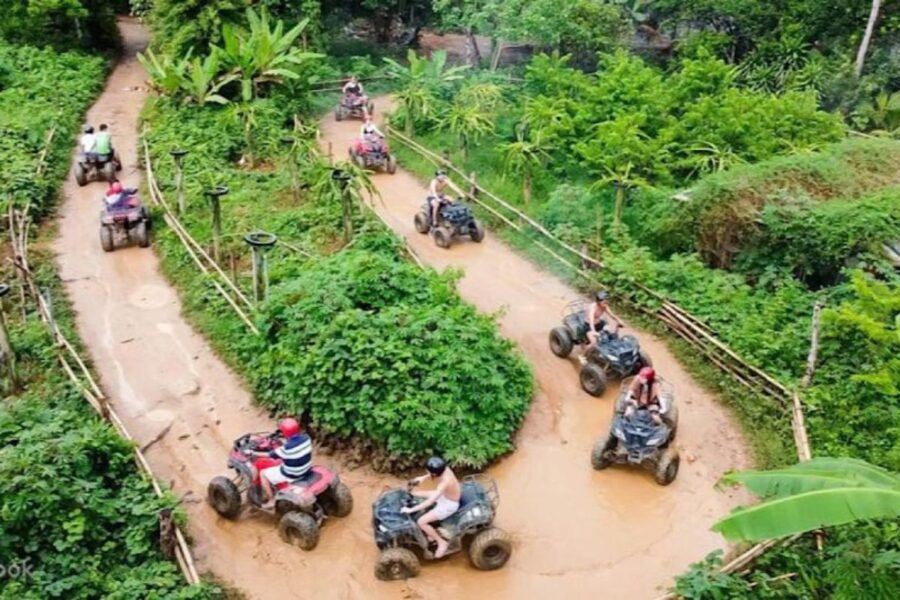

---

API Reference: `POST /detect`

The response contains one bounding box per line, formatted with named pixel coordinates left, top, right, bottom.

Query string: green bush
left=0, top=42, right=105, bottom=218
left=144, top=97, right=534, bottom=469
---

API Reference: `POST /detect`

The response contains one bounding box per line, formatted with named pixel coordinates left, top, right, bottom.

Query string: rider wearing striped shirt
left=259, top=418, right=313, bottom=508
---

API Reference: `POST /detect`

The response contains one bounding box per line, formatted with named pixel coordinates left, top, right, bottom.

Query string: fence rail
left=5, top=203, right=200, bottom=586
left=387, top=126, right=819, bottom=592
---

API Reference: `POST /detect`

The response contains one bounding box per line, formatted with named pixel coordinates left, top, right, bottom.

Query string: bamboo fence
left=5, top=204, right=200, bottom=585
left=387, top=127, right=822, bottom=593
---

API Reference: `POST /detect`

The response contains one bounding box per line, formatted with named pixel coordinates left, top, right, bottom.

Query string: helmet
left=595, top=290, right=609, bottom=302
left=278, top=417, right=301, bottom=438
left=426, top=456, right=446, bottom=476
left=639, top=367, right=655, bottom=383
left=84, top=125, right=94, bottom=134
left=108, top=182, right=123, bottom=195
left=435, top=169, right=448, bottom=180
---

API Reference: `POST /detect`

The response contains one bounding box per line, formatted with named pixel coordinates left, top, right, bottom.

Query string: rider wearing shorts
left=259, top=418, right=312, bottom=507
left=400, top=456, right=461, bottom=558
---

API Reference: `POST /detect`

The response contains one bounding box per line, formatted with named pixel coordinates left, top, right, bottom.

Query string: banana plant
left=440, top=100, right=494, bottom=160
left=217, top=7, right=322, bottom=101
left=713, top=458, right=900, bottom=542
left=383, top=49, right=469, bottom=136
left=184, top=53, right=236, bottom=106
left=137, top=48, right=191, bottom=97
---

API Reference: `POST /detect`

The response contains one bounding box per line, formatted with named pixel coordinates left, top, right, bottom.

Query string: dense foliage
left=142, top=96, right=534, bottom=468
left=0, top=0, right=122, bottom=50
left=0, top=41, right=105, bottom=218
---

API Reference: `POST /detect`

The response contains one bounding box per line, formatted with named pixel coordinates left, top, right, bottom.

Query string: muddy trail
left=52, top=19, right=748, bottom=600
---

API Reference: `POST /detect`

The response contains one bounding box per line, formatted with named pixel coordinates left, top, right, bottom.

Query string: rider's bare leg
left=260, top=474, right=276, bottom=509
left=417, top=508, right=450, bottom=558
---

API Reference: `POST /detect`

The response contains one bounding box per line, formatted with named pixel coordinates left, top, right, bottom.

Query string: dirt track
left=53, top=19, right=749, bottom=600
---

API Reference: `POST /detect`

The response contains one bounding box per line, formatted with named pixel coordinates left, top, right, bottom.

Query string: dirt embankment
left=52, top=19, right=749, bottom=600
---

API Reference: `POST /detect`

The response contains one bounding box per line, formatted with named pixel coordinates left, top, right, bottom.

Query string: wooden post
left=468, top=171, right=478, bottom=198
left=170, top=150, right=188, bottom=214
left=205, top=186, right=229, bottom=265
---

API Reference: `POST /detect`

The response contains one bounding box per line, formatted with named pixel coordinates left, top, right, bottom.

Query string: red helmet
left=639, top=367, right=655, bottom=382
left=278, top=417, right=300, bottom=438
left=108, top=182, right=123, bottom=195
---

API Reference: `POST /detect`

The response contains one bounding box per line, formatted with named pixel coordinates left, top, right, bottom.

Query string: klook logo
left=0, top=558, right=33, bottom=580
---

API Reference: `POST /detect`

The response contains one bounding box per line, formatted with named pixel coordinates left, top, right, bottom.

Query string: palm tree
left=383, top=49, right=469, bottom=137
left=713, top=458, right=900, bottom=542
left=498, top=126, right=551, bottom=203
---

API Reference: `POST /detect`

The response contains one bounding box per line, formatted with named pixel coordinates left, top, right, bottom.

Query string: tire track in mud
left=53, top=19, right=750, bottom=600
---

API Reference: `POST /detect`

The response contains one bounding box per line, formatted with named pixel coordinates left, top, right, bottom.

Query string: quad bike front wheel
left=387, top=154, right=398, bottom=174
left=549, top=326, right=574, bottom=358
left=322, top=481, right=354, bottom=518
left=375, top=547, right=420, bottom=581
left=664, top=402, right=679, bottom=441
left=591, top=433, right=615, bottom=470
left=367, top=100, right=375, bottom=115
left=638, top=349, right=653, bottom=370
left=207, top=476, right=242, bottom=519
left=654, top=448, right=680, bottom=486
left=433, top=227, right=452, bottom=249
left=468, top=528, right=513, bottom=571
left=278, top=511, right=320, bottom=550
left=354, top=153, right=367, bottom=170
left=135, top=221, right=150, bottom=248
left=100, top=225, right=114, bottom=253
left=335, top=107, right=343, bottom=121
left=580, top=362, right=608, bottom=397
left=74, top=163, right=88, bottom=187
left=413, top=212, right=430, bottom=234
left=470, top=219, right=485, bottom=243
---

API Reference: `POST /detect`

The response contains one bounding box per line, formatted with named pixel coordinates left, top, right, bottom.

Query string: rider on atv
left=624, top=367, right=663, bottom=425
left=104, top=182, right=138, bottom=210
left=428, top=170, right=454, bottom=229
left=80, top=125, right=97, bottom=160
left=255, top=418, right=313, bottom=509
left=579, top=291, right=623, bottom=365
left=400, top=456, right=460, bottom=559
left=360, top=116, right=384, bottom=139
left=343, top=75, right=369, bottom=117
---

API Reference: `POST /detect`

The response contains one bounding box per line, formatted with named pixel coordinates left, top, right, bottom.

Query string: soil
left=52, top=18, right=750, bottom=600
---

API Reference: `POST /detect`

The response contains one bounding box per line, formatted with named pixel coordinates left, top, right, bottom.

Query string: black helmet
left=426, top=456, right=446, bottom=476
left=83, top=125, right=94, bottom=134
left=595, top=290, right=609, bottom=302
left=435, top=169, right=448, bottom=179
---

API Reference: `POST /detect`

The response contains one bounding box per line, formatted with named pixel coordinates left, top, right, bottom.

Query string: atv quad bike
left=335, top=92, right=374, bottom=121
left=413, top=198, right=485, bottom=249
left=591, top=377, right=680, bottom=485
left=371, top=476, right=512, bottom=581
left=549, top=300, right=652, bottom=396
left=207, top=432, right=354, bottom=551
left=99, top=191, right=151, bottom=252
left=349, top=135, right=397, bottom=173
left=74, top=152, right=121, bottom=187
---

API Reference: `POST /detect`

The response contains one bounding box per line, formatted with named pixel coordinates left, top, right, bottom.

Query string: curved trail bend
left=53, top=20, right=748, bottom=600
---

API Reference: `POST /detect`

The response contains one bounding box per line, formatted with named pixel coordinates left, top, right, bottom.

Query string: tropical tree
left=713, top=458, right=900, bottom=542
left=216, top=7, right=321, bottom=101
left=383, top=49, right=469, bottom=136
left=440, top=100, right=494, bottom=160
left=138, top=48, right=193, bottom=97
left=498, top=126, right=552, bottom=203
left=576, top=114, right=658, bottom=227
left=183, top=53, right=236, bottom=105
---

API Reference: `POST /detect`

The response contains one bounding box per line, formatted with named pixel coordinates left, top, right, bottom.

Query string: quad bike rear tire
left=135, top=221, right=150, bottom=248
left=387, top=154, right=398, bottom=174
left=468, top=528, right=513, bottom=571
left=654, top=448, right=680, bottom=486
left=470, top=219, right=485, bottom=243
left=413, top=212, right=430, bottom=234
left=433, top=227, right=452, bottom=249
left=375, top=547, right=420, bottom=581
left=580, top=362, right=608, bottom=397
left=278, top=511, right=320, bottom=550
left=74, top=163, right=88, bottom=187
left=207, top=476, right=242, bottom=519
left=549, top=326, right=574, bottom=358
left=335, top=107, right=343, bottom=121
left=591, top=432, right=615, bottom=470
left=100, top=225, right=114, bottom=253
left=664, top=402, right=679, bottom=441
left=355, top=154, right=367, bottom=169
left=102, top=161, right=117, bottom=183
left=323, top=481, right=354, bottom=518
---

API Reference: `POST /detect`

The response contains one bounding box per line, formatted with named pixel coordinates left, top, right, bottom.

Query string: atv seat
left=283, top=465, right=333, bottom=496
